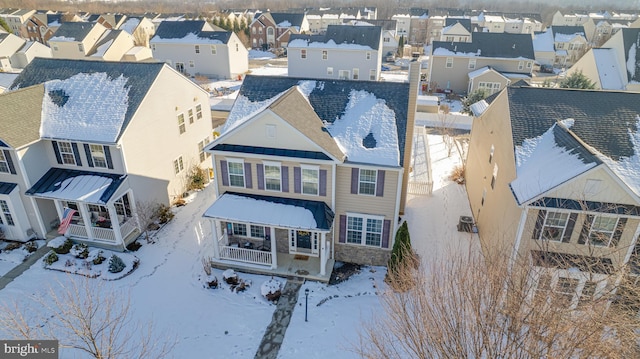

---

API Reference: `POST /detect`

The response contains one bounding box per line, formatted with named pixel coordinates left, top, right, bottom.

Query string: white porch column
left=270, top=226, right=277, bottom=269
left=78, top=204, right=93, bottom=239
left=54, top=200, right=64, bottom=221
left=211, top=220, right=220, bottom=260
left=107, top=205, right=125, bottom=249
left=320, top=232, right=327, bottom=276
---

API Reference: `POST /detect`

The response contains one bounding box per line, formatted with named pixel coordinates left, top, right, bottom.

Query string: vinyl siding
left=334, top=164, right=399, bottom=221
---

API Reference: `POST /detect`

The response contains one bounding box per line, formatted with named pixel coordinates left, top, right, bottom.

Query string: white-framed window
left=211, top=45, right=217, bottom=55
left=338, top=70, right=350, bottom=79
left=322, top=50, right=328, bottom=60
left=478, top=82, right=502, bottom=94
left=188, top=109, right=194, bottom=124
left=151, top=44, right=155, bottom=51
left=540, top=211, right=569, bottom=241
left=252, top=27, right=256, bottom=34
left=195, top=45, right=200, bottom=53
left=491, top=163, right=498, bottom=189
left=0, top=151, right=10, bottom=173
left=57, top=141, right=76, bottom=165
left=518, top=61, right=524, bottom=70
left=231, top=222, right=247, bottom=236
left=587, top=215, right=619, bottom=247
left=250, top=225, right=265, bottom=238
left=89, top=144, right=107, bottom=168
left=78, top=43, right=84, bottom=52
left=264, top=162, right=281, bottom=191
left=526, top=61, right=532, bottom=68
left=555, top=277, right=580, bottom=306
left=359, top=169, right=377, bottom=195
left=352, top=68, right=359, bottom=80
left=446, top=57, right=453, bottom=68
left=366, top=51, right=371, bottom=60
left=173, top=156, right=184, bottom=174
left=346, top=213, right=384, bottom=247
left=177, top=113, right=185, bottom=134
left=235, top=43, right=239, bottom=51
left=196, top=104, right=203, bottom=120
left=468, top=58, right=476, bottom=69
left=52, top=44, right=58, bottom=51
left=227, top=159, right=245, bottom=187
left=189, top=60, right=194, bottom=68
left=578, top=281, right=597, bottom=306
left=327, top=67, right=333, bottom=75
left=301, top=165, right=319, bottom=195
left=369, top=69, right=376, bottom=81
left=301, top=49, right=307, bottom=59
left=198, top=137, right=210, bottom=162
left=259, top=27, right=263, bottom=34
left=0, top=200, right=14, bottom=225
left=446, top=36, right=454, bottom=42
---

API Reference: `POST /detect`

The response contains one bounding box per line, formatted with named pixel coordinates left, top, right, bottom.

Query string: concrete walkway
left=254, top=277, right=303, bottom=359
left=0, top=243, right=50, bottom=290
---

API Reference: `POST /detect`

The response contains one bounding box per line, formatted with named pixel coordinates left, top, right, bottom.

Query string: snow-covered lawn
left=0, top=239, right=45, bottom=276
left=249, top=49, right=276, bottom=60
left=0, top=132, right=477, bottom=357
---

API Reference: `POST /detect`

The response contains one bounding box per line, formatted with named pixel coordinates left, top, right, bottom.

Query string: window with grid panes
left=359, top=169, right=376, bottom=195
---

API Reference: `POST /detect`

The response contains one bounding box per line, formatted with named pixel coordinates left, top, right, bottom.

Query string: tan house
left=551, top=26, right=589, bottom=67
left=2, top=58, right=213, bottom=248
left=87, top=29, right=134, bottom=61
left=466, top=85, right=640, bottom=308
left=440, top=18, right=472, bottom=42
left=429, top=32, right=534, bottom=94
left=203, top=68, right=420, bottom=281
left=49, top=22, right=107, bottom=59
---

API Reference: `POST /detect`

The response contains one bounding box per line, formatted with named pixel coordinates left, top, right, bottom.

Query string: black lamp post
left=304, top=288, right=309, bottom=322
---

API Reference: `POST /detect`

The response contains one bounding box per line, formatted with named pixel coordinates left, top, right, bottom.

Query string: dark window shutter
left=294, top=167, right=301, bottom=193
left=578, top=214, right=594, bottom=244
left=257, top=164, right=264, bottom=190
left=52, top=141, right=62, bottom=164
left=532, top=209, right=546, bottom=239
left=281, top=166, right=289, bottom=192
left=562, top=213, right=577, bottom=243
left=104, top=146, right=113, bottom=169
left=611, top=218, right=627, bottom=247
left=381, top=219, right=391, bottom=248
left=339, top=215, right=346, bottom=243
left=83, top=144, right=94, bottom=167
left=244, top=163, right=252, bottom=188
left=220, top=160, right=228, bottom=186
left=376, top=170, right=385, bottom=197
left=264, top=226, right=271, bottom=240
left=351, top=167, right=359, bottom=194
left=71, top=143, right=82, bottom=166
left=319, top=169, right=327, bottom=196
left=3, top=150, right=15, bottom=175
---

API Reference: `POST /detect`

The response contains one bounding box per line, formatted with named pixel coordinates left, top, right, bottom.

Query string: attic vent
left=363, top=132, right=377, bottom=149
left=48, top=89, right=69, bottom=107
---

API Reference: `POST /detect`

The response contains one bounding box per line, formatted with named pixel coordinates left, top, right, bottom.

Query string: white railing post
left=211, top=220, right=220, bottom=260
left=270, top=227, right=277, bottom=269
left=320, top=233, right=327, bottom=276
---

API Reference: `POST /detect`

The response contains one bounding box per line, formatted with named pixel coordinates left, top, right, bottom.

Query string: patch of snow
left=41, top=72, right=129, bottom=143
left=41, top=175, right=115, bottom=203
left=288, top=38, right=375, bottom=50
left=511, top=123, right=597, bottom=203
left=47, top=236, right=67, bottom=248
left=91, top=39, right=114, bottom=58
left=221, top=90, right=287, bottom=134
left=277, top=20, right=292, bottom=27
left=260, top=278, right=282, bottom=296
left=48, top=36, right=77, bottom=42
left=249, top=49, right=276, bottom=59
left=470, top=100, right=489, bottom=116
left=531, top=31, right=554, bottom=52
left=151, top=32, right=224, bottom=44
left=203, top=193, right=320, bottom=230
left=327, top=89, right=400, bottom=167
left=593, top=48, right=624, bottom=89
left=296, top=80, right=317, bottom=97
left=120, top=18, right=140, bottom=34
left=554, top=32, right=583, bottom=43
left=597, top=115, right=640, bottom=196
left=627, top=43, right=636, bottom=79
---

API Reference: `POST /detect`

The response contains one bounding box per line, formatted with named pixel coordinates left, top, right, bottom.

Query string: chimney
left=399, top=60, right=420, bottom=214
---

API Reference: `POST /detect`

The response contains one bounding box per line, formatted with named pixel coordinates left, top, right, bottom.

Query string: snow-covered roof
left=26, top=167, right=127, bottom=204
left=151, top=20, right=232, bottom=44
left=288, top=25, right=381, bottom=51
left=432, top=32, right=535, bottom=60
left=592, top=48, right=624, bottom=90
left=119, top=17, right=140, bottom=34
left=532, top=30, right=555, bottom=52
left=218, top=75, right=410, bottom=167
left=49, top=22, right=99, bottom=42
left=203, top=192, right=334, bottom=231
left=470, top=100, right=489, bottom=116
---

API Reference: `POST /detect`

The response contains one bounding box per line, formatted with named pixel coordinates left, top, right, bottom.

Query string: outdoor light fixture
left=305, top=288, right=309, bottom=322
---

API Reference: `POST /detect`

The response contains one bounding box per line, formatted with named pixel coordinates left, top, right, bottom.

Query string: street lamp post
left=305, top=288, right=309, bottom=322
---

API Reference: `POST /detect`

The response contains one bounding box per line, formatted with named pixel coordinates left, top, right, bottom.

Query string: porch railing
left=67, top=224, right=88, bottom=238
left=220, top=246, right=271, bottom=266
left=120, top=219, right=136, bottom=239
left=66, top=218, right=136, bottom=244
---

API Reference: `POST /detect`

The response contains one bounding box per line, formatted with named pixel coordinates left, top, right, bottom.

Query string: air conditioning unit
left=457, top=216, right=474, bottom=232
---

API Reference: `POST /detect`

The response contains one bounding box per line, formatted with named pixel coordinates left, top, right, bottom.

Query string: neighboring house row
left=150, top=20, right=248, bottom=79
left=0, top=8, right=35, bottom=37
left=568, top=28, right=640, bottom=91
left=287, top=25, right=382, bottom=81
left=306, top=7, right=377, bottom=35
left=467, top=84, right=640, bottom=310
left=343, top=19, right=397, bottom=57
left=429, top=32, right=535, bottom=94
left=0, top=58, right=213, bottom=249
left=0, top=32, right=51, bottom=72
left=249, top=12, right=308, bottom=49
left=203, top=65, right=420, bottom=282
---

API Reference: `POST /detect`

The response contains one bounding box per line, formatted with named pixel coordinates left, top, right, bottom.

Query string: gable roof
left=347, top=19, right=396, bottom=31
left=289, top=25, right=381, bottom=50
left=10, top=58, right=166, bottom=143
left=270, top=13, right=305, bottom=28
left=445, top=18, right=472, bottom=32
left=505, top=86, right=640, bottom=199
left=151, top=20, right=232, bottom=44
left=49, top=22, right=99, bottom=41
left=0, top=84, right=44, bottom=148
left=26, top=167, right=127, bottom=204
left=591, top=48, right=625, bottom=90
left=551, top=26, right=586, bottom=42
left=219, top=75, right=410, bottom=167
left=88, top=29, right=121, bottom=57
left=620, top=28, right=640, bottom=83
left=432, top=32, right=535, bottom=59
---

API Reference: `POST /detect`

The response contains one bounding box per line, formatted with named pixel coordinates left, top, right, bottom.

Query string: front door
left=296, top=230, right=311, bottom=250
left=175, top=62, right=185, bottom=74
left=289, top=230, right=319, bottom=256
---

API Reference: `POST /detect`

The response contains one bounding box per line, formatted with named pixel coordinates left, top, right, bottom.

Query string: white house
left=49, top=22, right=107, bottom=59
left=3, top=58, right=214, bottom=248
left=9, top=41, right=52, bottom=69
left=0, top=32, right=25, bottom=71
left=288, top=25, right=383, bottom=81
left=151, top=20, right=248, bottom=79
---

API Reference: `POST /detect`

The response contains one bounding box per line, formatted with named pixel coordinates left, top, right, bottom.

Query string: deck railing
left=220, top=245, right=272, bottom=266
left=67, top=218, right=136, bottom=244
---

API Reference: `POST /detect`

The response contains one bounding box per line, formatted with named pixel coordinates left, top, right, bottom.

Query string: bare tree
left=0, top=277, right=175, bottom=359
left=135, top=200, right=159, bottom=243
left=356, top=245, right=640, bottom=358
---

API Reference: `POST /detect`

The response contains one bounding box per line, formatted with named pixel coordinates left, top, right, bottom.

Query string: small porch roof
left=0, top=181, right=17, bottom=195
left=203, top=192, right=334, bottom=231
left=26, top=167, right=127, bottom=204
